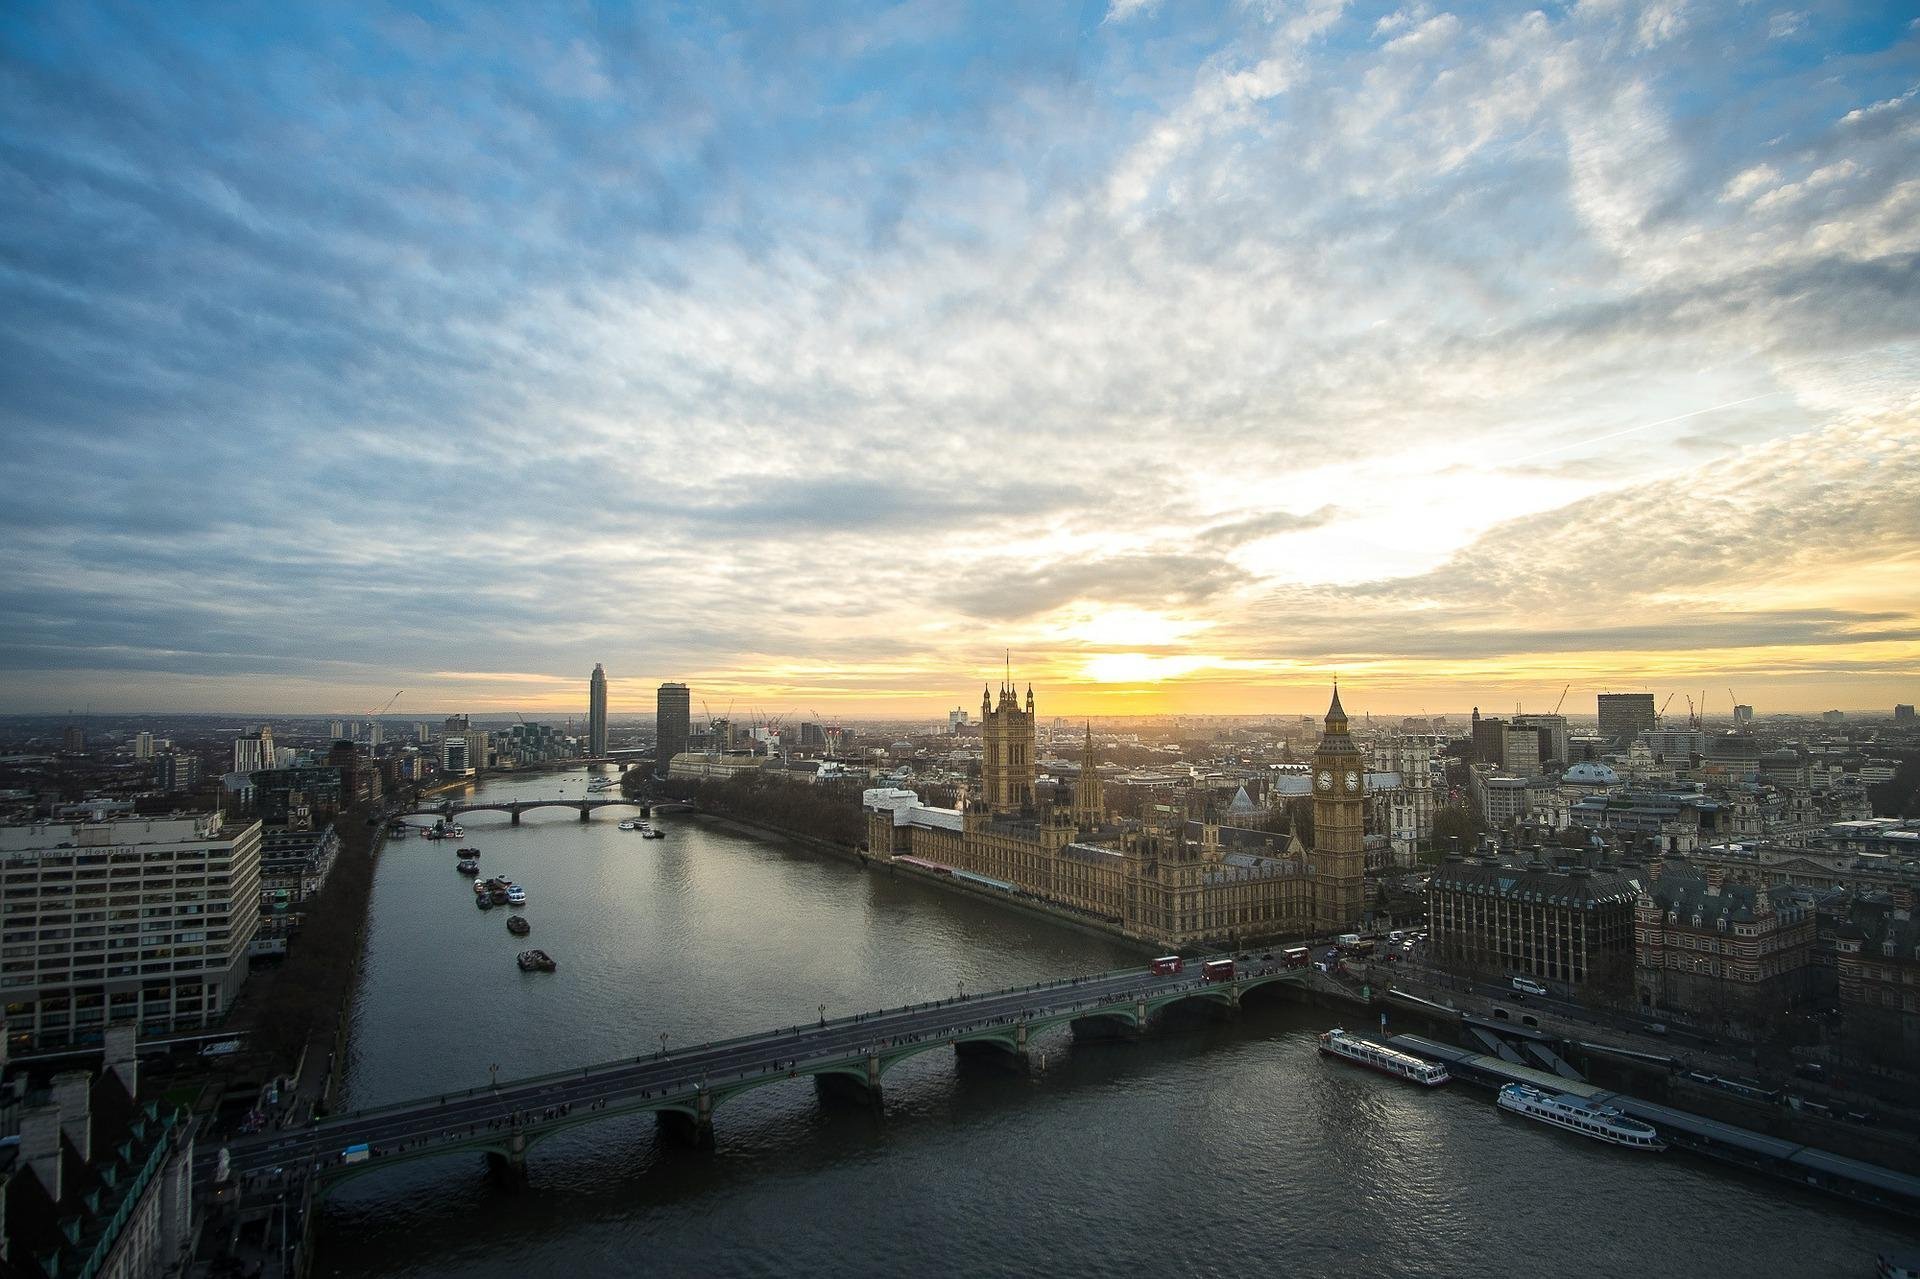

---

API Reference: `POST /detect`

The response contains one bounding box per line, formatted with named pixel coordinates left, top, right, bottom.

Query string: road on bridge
left=199, top=955, right=1298, bottom=1187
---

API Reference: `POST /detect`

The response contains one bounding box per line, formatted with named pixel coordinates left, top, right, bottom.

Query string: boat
left=1497, top=1083, right=1666, bottom=1150
left=504, top=884, right=527, bottom=907
left=446, top=823, right=464, bottom=837
left=1317, top=1029, right=1450, bottom=1086
left=517, top=949, right=557, bottom=972
left=618, top=819, right=640, bottom=831
left=476, top=893, right=493, bottom=911
left=456, top=858, right=478, bottom=874
left=642, top=827, right=664, bottom=839
left=490, top=886, right=509, bottom=905
left=506, top=915, right=530, bottom=936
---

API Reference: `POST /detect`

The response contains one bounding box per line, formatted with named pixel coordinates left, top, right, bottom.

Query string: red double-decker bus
left=1283, top=947, right=1309, bottom=968
left=1203, top=958, right=1235, bottom=983
left=1151, top=955, right=1183, bottom=975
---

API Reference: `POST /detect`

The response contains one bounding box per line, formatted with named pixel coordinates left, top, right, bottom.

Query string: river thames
left=318, top=767, right=1915, bottom=1277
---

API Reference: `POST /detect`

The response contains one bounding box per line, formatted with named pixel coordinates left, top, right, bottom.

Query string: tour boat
left=618, top=819, right=641, bottom=831
left=506, top=915, right=530, bottom=936
left=504, top=884, right=527, bottom=907
left=517, top=949, right=557, bottom=972
left=1497, top=1084, right=1666, bottom=1150
left=1317, top=1029, right=1450, bottom=1086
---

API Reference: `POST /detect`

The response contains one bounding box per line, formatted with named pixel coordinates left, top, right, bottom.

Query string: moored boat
left=504, top=884, right=527, bottom=906
left=456, top=858, right=479, bottom=874
left=506, top=915, right=530, bottom=936
left=1317, top=1029, right=1450, bottom=1086
left=516, top=949, right=556, bottom=972
left=1497, top=1083, right=1665, bottom=1150
left=476, top=893, right=493, bottom=910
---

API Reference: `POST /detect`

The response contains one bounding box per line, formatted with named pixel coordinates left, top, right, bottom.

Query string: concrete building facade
left=0, top=813, right=261, bottom=1053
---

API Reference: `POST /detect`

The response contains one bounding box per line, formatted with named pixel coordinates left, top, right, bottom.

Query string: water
left=323, top=768, right=1917, bottom=1277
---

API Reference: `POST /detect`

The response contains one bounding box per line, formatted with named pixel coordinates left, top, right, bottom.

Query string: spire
left=1327, top=680, right=1347, bottom=723
left=1025, top=682, right=1034, bottom=713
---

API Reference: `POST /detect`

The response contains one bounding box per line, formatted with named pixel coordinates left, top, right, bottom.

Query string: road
left=198, top=956, right=1297, bottom=1187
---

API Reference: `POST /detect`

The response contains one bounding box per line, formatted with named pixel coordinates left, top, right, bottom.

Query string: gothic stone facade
left=866, top=683, right=1364, bottom=949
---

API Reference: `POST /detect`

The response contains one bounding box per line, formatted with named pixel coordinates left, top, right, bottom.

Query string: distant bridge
left=200, top=958, right=1305, bottom=1198
left=396, top=798, right=651, bottom=825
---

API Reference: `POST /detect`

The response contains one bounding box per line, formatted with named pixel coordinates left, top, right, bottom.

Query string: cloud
left=0, top=1, right=1916, bottom=713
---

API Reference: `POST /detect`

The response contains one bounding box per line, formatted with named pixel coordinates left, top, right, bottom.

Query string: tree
left=1431, top=801, right=1482, bottom=850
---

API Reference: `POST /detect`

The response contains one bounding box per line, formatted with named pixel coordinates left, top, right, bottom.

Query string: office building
left=415, top=721, right=434, bottom=743
left=657, top=683, right=691, bottom=777
left=1501, top=726, right=1541, bottom=777
left=1598, top=692, right=1658, bottom=745
left=1733, top=704, right=1754, bottom=728
left=232, top=725, right=276, bottom=775
left=329, top=719, right=345, bottom=739
left=250, top=766, right=344, bottom=826
left=444, top=714, right=470, bottom=733
left=1896, top=704, right=1916, bottom=724
left=1469, top=707, right=1505, bottom=765
left=0, top=813, right=262, bottom=1051
left=130, top=731, right=154, bottom=761
left=1428, top=850, right=1638, bottom=989
left=1511, top=713, right=1569, bottom=768
left=62, top=725, right=86, bottom=754
left=588, top=662, right=609, bottom=757
left=949, top=707, right=970, bottom=733
left=153, top=752, right=201, bottom=792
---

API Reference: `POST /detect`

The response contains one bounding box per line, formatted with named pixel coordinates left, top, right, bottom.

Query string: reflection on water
left=321, top=768, right=1918, bottom=1277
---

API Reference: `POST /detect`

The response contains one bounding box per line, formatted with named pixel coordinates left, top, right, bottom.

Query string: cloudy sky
left=2, top=2, right=1917, bottom=720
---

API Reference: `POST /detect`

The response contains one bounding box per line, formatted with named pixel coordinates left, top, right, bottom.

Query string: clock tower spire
left=1312, top=682, right=1366, bottom=933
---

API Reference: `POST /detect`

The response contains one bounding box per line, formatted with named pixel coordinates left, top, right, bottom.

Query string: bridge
left=395, top=797, right=652, bottom=825
left=199, top=957, right=1304, bottom=1199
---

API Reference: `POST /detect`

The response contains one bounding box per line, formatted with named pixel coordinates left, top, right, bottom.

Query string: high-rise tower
left=655, top=682, right=690, bottom=777
left=979, top=676, right=1036, bottom=813
left=588, top=663, right=609, bottom=757
left=1311, top=684, right=1367, bottom=933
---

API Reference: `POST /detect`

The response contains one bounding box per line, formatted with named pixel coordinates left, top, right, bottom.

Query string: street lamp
left=818, top=1002, right=826, bottom=1026
left=955, top=980, right=964, bottom=1001
left=659, top=1031, right=669, bottom=1059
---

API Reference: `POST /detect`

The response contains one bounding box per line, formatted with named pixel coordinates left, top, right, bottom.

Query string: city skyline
left=2, top=4, right=1917, bottom=717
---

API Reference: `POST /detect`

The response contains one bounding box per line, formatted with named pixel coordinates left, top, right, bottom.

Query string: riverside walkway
left=199, top=956, right=1304, bottom=1198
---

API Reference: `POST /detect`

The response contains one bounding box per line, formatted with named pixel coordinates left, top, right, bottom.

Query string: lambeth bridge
left=199, top=957, right=1304, bottom=1198
left=396, top=797, right=682, bottom=825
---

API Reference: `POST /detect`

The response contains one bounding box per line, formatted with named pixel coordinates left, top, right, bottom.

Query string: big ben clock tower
left=1311, top=683, right=1367, bottom=933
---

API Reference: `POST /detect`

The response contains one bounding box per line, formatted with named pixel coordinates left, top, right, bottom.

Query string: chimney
left=51, top=1070, right=91, bottom=1163
left=19, top=1101, right=63, bottom=1204
left=104, top=1021, right=138, bottom=1097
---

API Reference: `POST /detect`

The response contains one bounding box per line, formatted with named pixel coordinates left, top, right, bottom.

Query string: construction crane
left=1684, top=694, right=1696, bottom=728
left=1552, top=683, right=1570, bottom=715
left=365, top=690, right=403, bottom=718
left=1657, top=692, right=1676, bottom=724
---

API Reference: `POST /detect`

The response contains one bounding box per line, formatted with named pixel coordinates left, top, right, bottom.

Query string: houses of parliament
left=865, top=681, right=1368, bottom=949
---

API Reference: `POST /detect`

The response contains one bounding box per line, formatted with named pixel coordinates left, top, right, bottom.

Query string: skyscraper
left=588, top=663, right=609, bottom=757
left=656, top=682, right=690, bottom=777
left=133, top=731, right=155, bottom=760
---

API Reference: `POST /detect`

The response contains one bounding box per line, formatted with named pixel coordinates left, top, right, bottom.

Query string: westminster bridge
left=198, top=957, right=1304, bottom=1199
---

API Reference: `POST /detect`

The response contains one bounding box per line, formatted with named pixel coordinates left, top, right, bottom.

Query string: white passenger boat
left=1317, top=1029, right=1450, bottom=1086
left=1497, top=1083, right=1665, bottom=1150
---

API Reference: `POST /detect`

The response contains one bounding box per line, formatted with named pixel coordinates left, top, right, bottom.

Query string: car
left=1644, top=1023, right=1667, bottom=1035
left=1260, top=952, right=1273, bottom=961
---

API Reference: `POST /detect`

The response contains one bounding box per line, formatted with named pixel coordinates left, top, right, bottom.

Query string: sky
left=2, top=1, right=1917, bottom=722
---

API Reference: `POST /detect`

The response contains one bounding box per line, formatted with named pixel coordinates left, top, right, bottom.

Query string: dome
left=1563, top=761, right=1619, bottom=786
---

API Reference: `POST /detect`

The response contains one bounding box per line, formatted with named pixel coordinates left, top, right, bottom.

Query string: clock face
left=1344, top=770, right=1360, bottom=793
left=1316, top=770, right=1332, bottom=791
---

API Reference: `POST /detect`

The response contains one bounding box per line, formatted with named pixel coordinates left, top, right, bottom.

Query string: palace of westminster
left=866, top=680, right=1368, bottom=948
